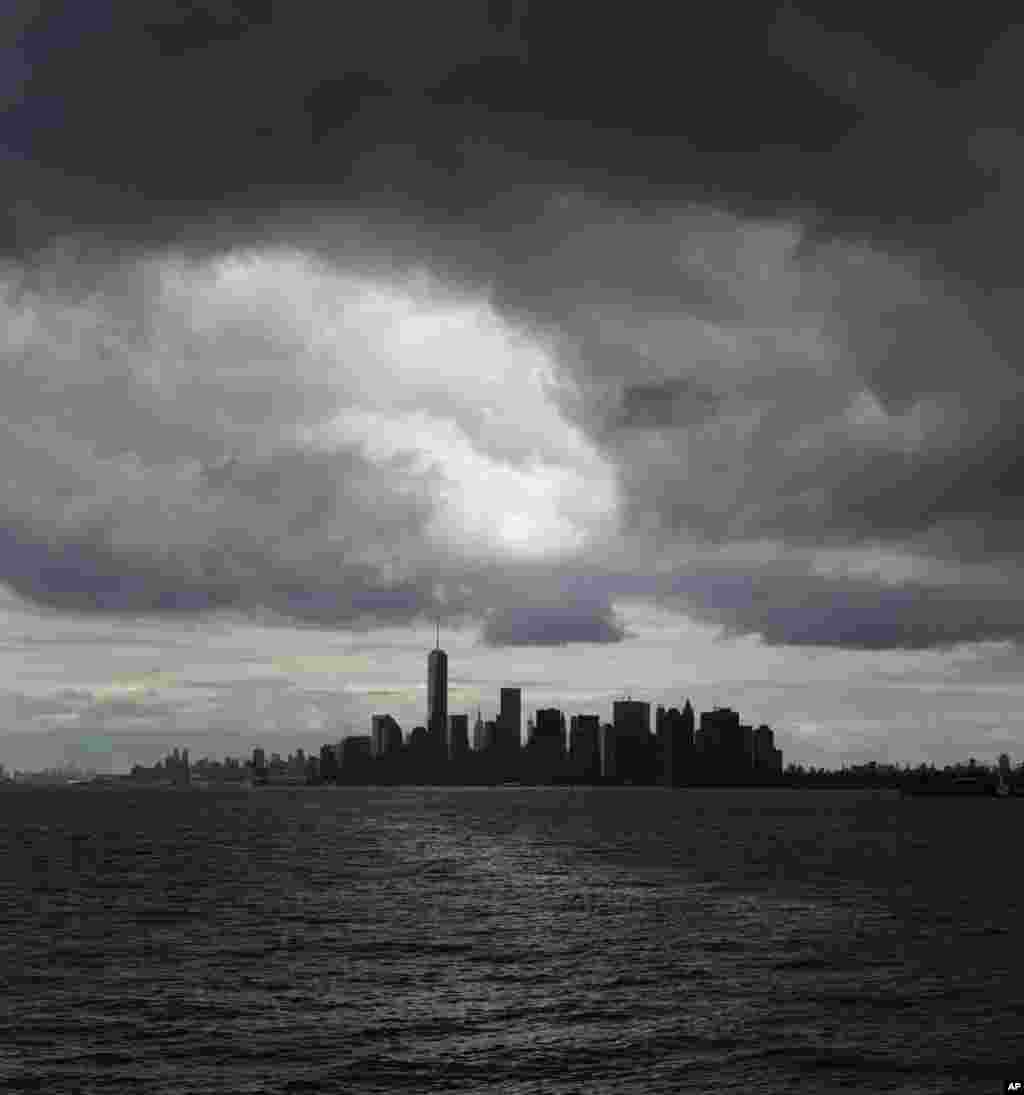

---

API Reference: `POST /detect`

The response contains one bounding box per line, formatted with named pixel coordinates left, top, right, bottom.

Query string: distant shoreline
left=0, top=780, right=918, bottom=794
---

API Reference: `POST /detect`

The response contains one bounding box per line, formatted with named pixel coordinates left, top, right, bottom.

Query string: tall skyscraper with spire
left=427, top=619, right=448, bottom=755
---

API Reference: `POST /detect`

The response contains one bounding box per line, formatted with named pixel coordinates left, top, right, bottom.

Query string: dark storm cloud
left=608, top=379, right=722, bottom=433
left=4, top=4, right=1024, bottom=652
left=5, top=4, right=1008, bottom=253
left=660, top=568, right=1024, bottom=651
left=0, top=514, right=441, bottom=625
left=481, top=597, right=627, bottom=647
left=0, top=523, right=235, bottom=615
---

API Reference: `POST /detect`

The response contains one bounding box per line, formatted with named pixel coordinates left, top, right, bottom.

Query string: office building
left=473, top=709, right=485, bottom=751
left=499, top=687, right=522, bottom=752
left=250, top=746, right=268, bottom=785
left=682, top=699, right=695, bottom=735
left=696, top=709, right=772, bottom=779
left=532, top=708, right=566, bottom=772
left=570, top=714, right=601, bottom=782
left=699, top=706, right=738, bottom=748
left=483, top=719, right=498, bottom=751
left=612, top=699, right=652, bottom=783
left=371, top=714, right=403, bottom=758
left=698, top=707, right=749, bottom=776
left=340, top=735, right=372, bottom=774
left=656, top=702, right=695, bottom=786
left=740, top=724, right=755, bottom=769
left=599, top=722, right=617, bottom=780
left=319, top=743, right=338, bottom=782
left=753, top=724, right=782, bottom=774
left=448, top=714, right=469, bottom=760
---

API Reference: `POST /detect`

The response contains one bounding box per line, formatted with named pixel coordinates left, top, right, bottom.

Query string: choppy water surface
left=1, top=787, right=1021, bottom=1093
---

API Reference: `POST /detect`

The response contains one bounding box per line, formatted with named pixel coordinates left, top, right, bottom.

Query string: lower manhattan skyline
left=1, top=596, right=1019, bottom=776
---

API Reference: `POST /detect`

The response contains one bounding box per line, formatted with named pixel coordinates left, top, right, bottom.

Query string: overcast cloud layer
left=4, top=199, right=1023, bottom=651
left=2, top=4, right=1024, bottom=765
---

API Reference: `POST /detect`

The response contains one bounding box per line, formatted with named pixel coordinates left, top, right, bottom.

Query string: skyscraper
left=473, top=708, right=485, bottom=751
left=499, top=687, right=522, bottom=751
left=699, top=708, right=747, bottom=778
left=340, top=735, right=372, bottom=777
left=570, top=714, right=601, bottom=782
left=533, top=709, right=565, bottom=753
left=754, top=724, right=782, bottom=774
left=448, top=714, right=469, bottom=760
left=531, top=708, right=566, bottom=779
left=682, top=699, right=695, bottom=738
left=319, top=743, right=338, bottom=783
left=599, top=722, right=617, bottom=781
left=483, top=719, right=498, bottom=750
left=370, top=714, right=403, bottom=758
left=428, top=622, right=448, bottom=755
left=612, top=699, right=652, bottom=784
left=656, top=704, right=695, bottom=786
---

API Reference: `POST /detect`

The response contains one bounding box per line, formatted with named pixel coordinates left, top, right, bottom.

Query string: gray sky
left=2, top=5, right=1023, bottom=771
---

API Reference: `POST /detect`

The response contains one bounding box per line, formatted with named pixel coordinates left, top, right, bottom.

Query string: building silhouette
left=408, top=725, right=430, bottom=755
left=483, top=719, right=498, bottom=751
left=698, top=707, right=737, bottom=776
left=612, top=699, right=652, bottom=784
left=656, top=701, right=695, bottom=786
left=532, top=708, right=565, bottom=749
left=448, top=713, right=469, bottom=761
left=570, top=714, right=601, bottom=782
left=371, top=714, right=403, bottom=758
left=319, top=743, right=338, bottom=782
left=163, top=699, right=784, bottom=791
left=339, top=735, right=372, bottom=781
left=598, top=722, right=617, bottom=780
left=698, top=708, right=757, bottom=781
left=753, top=724, right=782, bottom=774
left=498, top=687, right=522, bottom=753
left=530, top=708, right=566, bottom=780
left=427, top=624, right=448, bottom=756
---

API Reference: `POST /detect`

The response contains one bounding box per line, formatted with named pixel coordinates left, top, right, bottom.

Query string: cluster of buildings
left=129, top=747, right=200, bottom=786
left=243, top=635, right=784, bottom=786
left=5, top=629, right=1020, bottom=784
left=286, top=696, right=784, bottom=787
left=97, top=634, right=785, bottom=788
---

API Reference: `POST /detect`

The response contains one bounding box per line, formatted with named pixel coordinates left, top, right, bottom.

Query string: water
left=1, top=786, right=1021, bottom=1093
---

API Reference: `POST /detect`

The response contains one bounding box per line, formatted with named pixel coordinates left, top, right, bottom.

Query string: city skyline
left=3, top=9, right=1024, bottom=777
left=1, top=601, right=1022, bottom=775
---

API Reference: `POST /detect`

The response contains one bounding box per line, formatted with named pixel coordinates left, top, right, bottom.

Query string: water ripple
left=1, top=787, right=1021, bottom=1093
